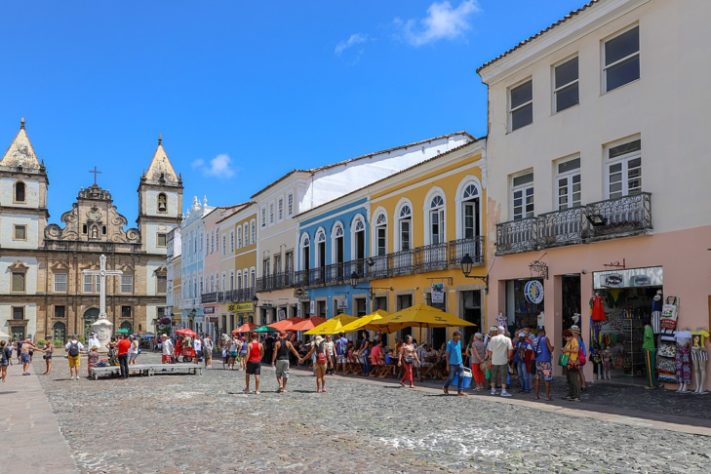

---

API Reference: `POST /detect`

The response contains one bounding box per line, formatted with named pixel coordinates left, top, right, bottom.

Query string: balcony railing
left=202, top=288, right=256, bottom=303
left=496, top=193, right=652, bottom=255
left=256, top=272, right=293, bottom=292
left=201, top=292, right=218, bottom=303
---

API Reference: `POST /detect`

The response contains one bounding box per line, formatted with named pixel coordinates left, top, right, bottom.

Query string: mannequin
left=496, top=312, right=507, bottom=331
left=602, top=348, right=612, bottom=380
left=691, top=330, right=709, bottom=394
left=675, top=331, right=692, bottom=392
left=651, top=290, right=663, bottom=334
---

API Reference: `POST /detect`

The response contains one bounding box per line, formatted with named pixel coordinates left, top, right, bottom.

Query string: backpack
left=1, top=346, right=10, bottom=364
left=316, top=342, right=328, bottom=364
left=68, top=342, right=80, bottom=357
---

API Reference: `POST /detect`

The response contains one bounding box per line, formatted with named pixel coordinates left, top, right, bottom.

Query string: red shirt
left=247, top=341, right=262, bottom=363
left=117, top=339, right=131, bottom=356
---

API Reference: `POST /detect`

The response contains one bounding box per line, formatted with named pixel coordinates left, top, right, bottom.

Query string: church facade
left=0, top=120, right=183, bottom=343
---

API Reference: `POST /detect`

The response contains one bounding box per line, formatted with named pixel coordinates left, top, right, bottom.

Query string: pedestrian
left=570, top=325, right=587, bottom=391
left=244, top=333, right=263, bottom=394
left=299, top=335, right=329, bottom=393
left=398, top=335, right=420, bottom=388
left=107, top=337, right=118, bottom=366
left=128, top=335, right=140, bottom=365
left=271, top=332, right=301, bottom=393
left=0, top=340, right=12, bottom=382
left=41, top=338, right=55, bottom=375
left=87, top=346, right=100, bottom=377
left=467, top=333, right=487, bottom=391
left=239, top=335, right=248, bottom=370
left=116, top=334, right=131, bottom=379
left=65, top=335, right=84, bottom=380
left=203, top=334, right=214, bottom=368
left=324, top=334, right=336, bottom=374
left=443, top=331, right=466, bottom=396
left=334, top=333, right=348, bottom=374
left=513, top=329, right=533, bottom=393
left=193, top=335, right=203, bottom=365
left=19, top=339, right=39, bottom=375
left=562, top=329, right=581, bottom=401
left=533, top=327, right=554, bottom=401
left=487, top=326, right=513, bottom=397
left=161, top=334, right=174, bottom=364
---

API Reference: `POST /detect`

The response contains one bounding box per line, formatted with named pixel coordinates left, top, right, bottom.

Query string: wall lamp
left=459, top=254, right=489, bottom=293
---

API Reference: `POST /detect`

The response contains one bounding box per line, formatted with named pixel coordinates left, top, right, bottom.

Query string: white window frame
left=602, top=24, right=640, bottom=93
left=552, top=55, right=579, bottom=113
left=508, top=77, right=533, bottom=132
left=555, top=156, right=582, bottom=210
left=428, top=195, right=446, bottom=245
left=511, top=171, right=534, bottom=221
left=54, top=272, right=67, bottom=292
left=605, top=137, right=642, bottom=199
left=121, top=274, right=134, bottom=293
left=397, top=204, right=412, bottom=252
left=278, top=198, right=283, bottom=220
left=374, top=213, right=387, bottom=257
left=287, top=194, right=294, bottom=216
left=237, top=226, right=242, bottom=248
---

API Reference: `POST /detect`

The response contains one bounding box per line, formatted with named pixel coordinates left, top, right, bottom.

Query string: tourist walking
left=398, top=335, right=420, bottom=388
left=271, top=332, right=301, bottom=393
left=533, top=327, right=554, bottom=401
left=299, top=335, right=329, bottom=393
left=203, top=335, right=214, bottom=368
left=20, top=339, right=42, bottom=375
left=570, top=325, right=588, bottom=391
left=467, top=333, right=487, bottom=391
left=128, top=335, right=140, bottom=365
left=562, top=329, right=581, bottom=401
left=0, top=340, right=12, bottom=383
left=513, top=330, right=533, bottom=393
left=65, top=335, right=85, bottom=380
left=42, top=339, right=54, bottom=375
left=244, top=333, right=263, bottom=394
left=324, top=335, right=336, bottom=374
left=443, top=331, right=466, bottom=396
left=239, top=335, right=248, bottom=370
left=227, top=336, right=240, bottom=370
left=116, top=334, right=132, bottom=379
left=335, top=333, right=348, bottom=374
left=161, top=334, right=174, bottom=364
left=193, top=335, right=203, bottom=365
left=487, top=326, right=513, bottom=397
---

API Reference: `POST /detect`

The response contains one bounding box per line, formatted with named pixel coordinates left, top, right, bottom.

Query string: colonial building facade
left=0, top=121, right=183, bottom=342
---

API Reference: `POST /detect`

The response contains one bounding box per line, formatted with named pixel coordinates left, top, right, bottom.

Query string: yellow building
left=367, top=139, right=488, bottom=348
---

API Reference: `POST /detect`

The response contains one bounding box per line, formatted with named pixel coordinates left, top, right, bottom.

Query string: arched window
left=375, top=212, right=387, bottom=257
left=398, top=204, right=412, bottom=251
left=237, top=226, right=242, bottom=248
left=461, top=183, right=480, bottom=239
left=250, top=220, right=256, bottom=244
left=332, top=223, right=345, bottom=278
left=157, top=193, right=167, bottom=212
left=315, top=229, right=326, bottom=282
left=53, top=321, right=66, bottom=343
left=429, top=194, right=445, bottom=245
left=352, top=216, right=366, bottom=261
left=14, top=182, right=25, bottom=202
left=301, top=234, right=310, bottom=271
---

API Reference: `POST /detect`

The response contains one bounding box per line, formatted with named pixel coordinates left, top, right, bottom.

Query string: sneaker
left=490, top=389, right=497, bottom=395
left=500, top=391, right=512, bottom=397
left=255, top=391, right=260, bottom=395
left=571, top=397, right=581, bottom=402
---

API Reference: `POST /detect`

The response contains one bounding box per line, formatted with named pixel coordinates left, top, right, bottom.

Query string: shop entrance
left=460, top=290, right=481, bottom=344
left=506, top=278, right=544, bottom=332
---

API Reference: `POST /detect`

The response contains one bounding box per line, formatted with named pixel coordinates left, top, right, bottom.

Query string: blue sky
left=0, top=1, right=585, bottom=224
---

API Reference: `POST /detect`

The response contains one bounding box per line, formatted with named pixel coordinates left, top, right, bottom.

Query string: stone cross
left=82, top=254, right=123, bottom=320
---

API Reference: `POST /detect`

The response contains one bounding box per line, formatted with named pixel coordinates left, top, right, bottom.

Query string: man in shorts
left=486, top=326, right=513, bottom=397
left=271, top=332, right=301, bottom=393
left=534, top=327, right=554, bottom=400
left=20, top=339, right=42, bottom=376
left=335, top=333, right=348, bottom=374
left=244, top=333, right=263, bottom=394
left=65, top=335, right=84, bottom=380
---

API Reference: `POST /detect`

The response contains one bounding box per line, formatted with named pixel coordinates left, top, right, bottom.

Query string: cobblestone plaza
left=2, top=353, right=708, bottom=473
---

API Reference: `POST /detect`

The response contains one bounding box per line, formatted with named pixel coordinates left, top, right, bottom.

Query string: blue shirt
left=535, top=335, right=552, bottom=363
left=446, top=340, right=463, bottom=365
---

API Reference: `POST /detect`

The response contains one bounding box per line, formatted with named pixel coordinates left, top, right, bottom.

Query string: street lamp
left=350, top=271, right=392, bottom=296
left=459, top=253, right=489, bottom=293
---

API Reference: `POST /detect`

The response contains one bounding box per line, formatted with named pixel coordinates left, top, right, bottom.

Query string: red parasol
left=290, top=316, right=327, bottom=332
left=232, top=322, right=257, bottom=335
left=268, top=317, right=304, bottom=333
left=176, top=328, right=198, bottom=338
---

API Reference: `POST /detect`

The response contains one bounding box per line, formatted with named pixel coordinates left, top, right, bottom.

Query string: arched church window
left=158, top=193, right=167, bottom=212
left=14, top=182, right=25, bottom=202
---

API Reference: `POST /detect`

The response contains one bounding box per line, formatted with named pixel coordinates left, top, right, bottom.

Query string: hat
left=570, top=325, right=581, bottom=333
left=315, top=336, right=324, bottom=344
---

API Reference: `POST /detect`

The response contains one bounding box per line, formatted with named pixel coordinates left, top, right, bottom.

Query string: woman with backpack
left=1, top=340, right=12, bottom=383
left=299, top=335, right=329, bottom=393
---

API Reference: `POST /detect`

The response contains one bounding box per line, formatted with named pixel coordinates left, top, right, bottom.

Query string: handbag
left=558, top=353, right=570, bottom=367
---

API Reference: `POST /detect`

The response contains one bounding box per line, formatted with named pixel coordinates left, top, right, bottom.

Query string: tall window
left=263, top=258, right=271, bottom=276
left=243, top=224, right=249, bottom=245
left=261, top=207, right=266, bottom=227
left=512, top=172, right=534, bottom=220
left=84, top=274, right=94, bottom=293
left=461, top=183, right=480, bottom=239
left=269, top=203, right=274, bottom=224
left=509, top=79, right=532, bottom=131
left=121, top=274, right=133, bottom=293
left=287, top=194, right=294, bottom=215
left=237, top=272, right=243, bottom=290
left=157, top=275, right=167, bottom=294
left=12, top=306, right=24, bottom=320
left=301, top=235, right=310, bottom=271
left=604, top=25, right=639, bottom=92
left=429, top=195, right=445, bottom=245
left=222, top=235, right=226, bottom=255
left=157, top=193, right=167, bottom=212
left=12, top=272, right=25, bottom=292
left=398, top=205, right=411, bottom=251
left=554, top=56, right=579, bottom=112
left=54, top=272, right=67, bottom=292
left=14, top=182, right=25, bottom=202
left=375, top=214, right=387, bottom=256
left=250, top=220, right=256, bottom=244
left=315, top=230, right=326, bottom=269
left=121, top=306, right=132, bottom=318
left=237, top=227, right=242, bottom=248
left=285, top=251, right=293, bottom=273
left=556, top=157, right=581, bottom=210
left=250, top=269, right=256, bottom=289
left=274, top=254, right=282, bottom=274
left=230, top=231, right=234, bottom=252
left=607, top=139, right=641, bottom=199
left=230, top=272, right=234, bottom=290
left=278, top=198, right=283, bottom=220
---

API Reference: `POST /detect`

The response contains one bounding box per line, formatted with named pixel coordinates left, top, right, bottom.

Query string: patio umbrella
left=305, top=314, right=358, bottom=335
left=233, top=322, right=257, bottom=335
left=116, top=328, right=130, bottom=334
left=338, top=310, right=390, bottom=333
left=370, top=304, right=475, bottom=333
left=176, top=328, right=198, bottom=338
left=268, top=317, right=304, bottom=333
left=290, top=316, right=327, bottom=332
left=253, top=325, right=277, bottom=333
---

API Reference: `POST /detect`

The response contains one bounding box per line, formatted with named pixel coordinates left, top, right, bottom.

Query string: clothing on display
left=651, top=290, right=663, bottom=334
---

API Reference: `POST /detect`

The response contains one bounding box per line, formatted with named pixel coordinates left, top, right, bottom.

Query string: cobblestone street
left=11, top=354, right=706, bottom=473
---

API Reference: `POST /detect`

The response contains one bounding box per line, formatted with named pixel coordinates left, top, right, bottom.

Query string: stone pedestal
left=91, top=318, right=113, bottom=353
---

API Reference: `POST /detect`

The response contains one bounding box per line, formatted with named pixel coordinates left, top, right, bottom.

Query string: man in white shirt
left=486, top=326, right=513, bottom=397
left=65, top=336, right=85, bottom=380
left=161, top=334, right=174, bottom=364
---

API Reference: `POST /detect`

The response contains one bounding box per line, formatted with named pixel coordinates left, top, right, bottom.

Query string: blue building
left=296, top=197, right=372, bottom=318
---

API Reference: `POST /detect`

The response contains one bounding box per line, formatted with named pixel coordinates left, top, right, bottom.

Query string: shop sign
left=228, top=303, right=254, bottom=313
left=203, top=306, right=215, bottom=314
left=523, top=280, right=544, bottom=304
left=593, top=266, right=663, bottom=289
left=431, top=283, right=445, bottom=304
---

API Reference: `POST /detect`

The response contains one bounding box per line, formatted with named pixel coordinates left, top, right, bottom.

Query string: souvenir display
left=675, top=331, right=692, bottom=393
left=651, top=290, right=663, bottom=334
left=691, top=330, right=709, bottom=394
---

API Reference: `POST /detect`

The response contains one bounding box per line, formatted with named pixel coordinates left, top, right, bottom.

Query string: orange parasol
left=268, top=317, right=305, bottom=333
left=290, top=316, right=327, bottom=332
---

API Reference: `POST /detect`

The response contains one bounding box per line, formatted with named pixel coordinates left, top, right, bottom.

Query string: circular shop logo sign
left=524, top=280, right=544, bottom=304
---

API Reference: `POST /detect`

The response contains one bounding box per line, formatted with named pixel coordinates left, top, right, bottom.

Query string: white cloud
left=335, top=33, right=369, bottom=55
left=191, top=154, right=235, bottom=178
left=396, top=0, right=480, bottom=47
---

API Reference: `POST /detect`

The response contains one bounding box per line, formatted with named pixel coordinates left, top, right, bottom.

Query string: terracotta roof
left=476, top=0, right=599, bottom=74
left=215, top=201, right=255, bottom=224
left=249, top=131, right=474, bottom=199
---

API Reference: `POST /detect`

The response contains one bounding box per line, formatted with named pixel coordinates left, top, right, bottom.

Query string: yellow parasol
left=305, top=314, right=358, bottom=335
left=338, top=309, right=391, bottom=333
left=370, top=304, right=475, bottom=333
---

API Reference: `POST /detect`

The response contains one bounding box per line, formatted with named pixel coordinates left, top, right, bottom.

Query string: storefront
left=504, top=278, right=544, bottom=332
left=229, top=302, right=255, bottom=330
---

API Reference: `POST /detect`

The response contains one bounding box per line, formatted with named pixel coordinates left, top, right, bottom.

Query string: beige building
left=0, top=120, right=183, bottom=342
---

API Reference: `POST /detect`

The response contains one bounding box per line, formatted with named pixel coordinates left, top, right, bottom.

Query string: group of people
left=162, top=333, right=215, bottom=367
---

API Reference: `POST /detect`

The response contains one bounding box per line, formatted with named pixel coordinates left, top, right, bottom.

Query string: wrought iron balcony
left=496, top=192, right=652, bottom=255
left=256, top=272, right=292, bottom=292
left=201, top=292, right=218, bottom=303
left=220, top=287, right=256, bottom=302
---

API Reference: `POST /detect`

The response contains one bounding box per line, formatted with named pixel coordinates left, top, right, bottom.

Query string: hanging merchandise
left=651, top=290, right=663, bottom=334
left=660, top=296, right=679, bottom=335
left=656, top=356, right=677, bottom=383
left=591, top=292, right=607, bottom=321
